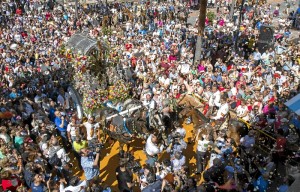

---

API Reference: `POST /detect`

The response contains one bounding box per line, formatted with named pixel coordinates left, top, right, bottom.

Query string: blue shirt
left=242, top=135, right=255, bottom=148
left=278, top=184, right=288, bottom=192
left=253, top=175, right=269, bottom=192
left=220, top=65, right=227, bottom=72
left=256, top=21, right=262, bottom=30
left=220, top=146, right=233, bottom=156
left=31, top=183, right=44, bottom=192
left=49, top=107, right=56, bottom=122
left=81, top=156, right=100, bottom=180
left=9, top=92, right=22, bottom=99
left=54, top=117, right=68, bottom=132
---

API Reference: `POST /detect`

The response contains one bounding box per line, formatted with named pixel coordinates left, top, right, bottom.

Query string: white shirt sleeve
left=67, top=124, right=71, bottom=132
left=214, top=92, right=221, bottom=107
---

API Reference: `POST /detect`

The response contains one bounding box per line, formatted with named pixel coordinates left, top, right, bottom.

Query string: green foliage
left=206, top=11, right=216, bottom=22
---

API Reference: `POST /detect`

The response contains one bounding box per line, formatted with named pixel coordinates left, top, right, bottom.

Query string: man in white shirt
left=67, top=117, right=79, bottom=143
left=208, top=86, right=221, bottom=108
left=83, top=117, right=100, bottom=147
left=253, top=48, right=261, bottom=65
left=208, top=86, right=221, bottom=116
left=57, top=88, right=71, bottom=110
left=195, top=131, right=213, bottom=174
left=59, top=179, right=87, bottom=192
left=210, top=95, right=229, bottom=120
left=145, top=134, right=164, bottom=166
left=171, top=151, right=186, bottom=172
left=236, top=100, right=250, bottom=121
left=261, top=50, right=270, bottom=65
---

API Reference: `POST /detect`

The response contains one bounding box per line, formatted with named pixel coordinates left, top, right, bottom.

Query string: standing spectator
left=145, top=133, right=164, bottom=166
left=240, top=130, right=256, bottom=154
left=67, top=117, right=80, bottom=143
left=80, top=147, right=101, bottom=189
left=171, top=151, right=186, bottom=172
left=116, top=158, right=134, bottom=192
left=57, top=88, right=71, bottom=111
left=54, top=111, right=68, bottom=148
left=195, top=129, right=213, bottom=174
left=83, top=116, right=99, bottom=147
left=31, top=174, right=45, bottom=192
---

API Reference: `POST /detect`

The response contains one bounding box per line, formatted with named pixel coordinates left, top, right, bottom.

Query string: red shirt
left=45, top=12, right=51, bottom=20
left=247, top=105, right=252, bottom=111
left=276, top=137, right=287, bottom=155
left=131, top=57, right=137, bottom=67
left=160, top=61, right=170, bottom=69
left=125, top=43, right=132, bottom=51
left=1, top=177, right=21, bottom=191
left=235, top=100, right=241, bottom=108
left=16, top=9, right=22, bottom=15
left=21, top=31, right=28, bottom=38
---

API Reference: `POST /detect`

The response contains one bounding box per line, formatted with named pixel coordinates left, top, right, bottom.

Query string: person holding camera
left=166, top=132, right=187, bottom=156
left=80, top=147, right=101, bottom=189
left=115, top=158, right=134, bottom=192
left=54, top=110, right=69, bottom=148
left=155, top=159, right=171, bottom=180
left=137, top=165, right=154, bottom=191
left=173, top=122, right=186, bottom=138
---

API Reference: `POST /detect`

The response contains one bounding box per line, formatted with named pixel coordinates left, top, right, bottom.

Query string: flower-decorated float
left=62, top=32, right=164, bottom=148
left=62, top=33, right=130, bottom=117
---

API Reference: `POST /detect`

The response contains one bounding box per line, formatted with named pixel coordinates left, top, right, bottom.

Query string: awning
left=285, top=94, right=300, bottom=116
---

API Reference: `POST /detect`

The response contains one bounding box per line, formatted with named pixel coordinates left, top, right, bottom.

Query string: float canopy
left=66, top=32, right=107, bottom=55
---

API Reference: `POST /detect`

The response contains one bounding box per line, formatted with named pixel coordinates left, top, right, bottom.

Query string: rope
left=254, top=128, right=276, bottom=141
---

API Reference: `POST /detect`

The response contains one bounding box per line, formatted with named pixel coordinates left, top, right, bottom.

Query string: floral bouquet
left=108, top=80, right=130, bottom=101
left=82, top=89, right=108, bottom=114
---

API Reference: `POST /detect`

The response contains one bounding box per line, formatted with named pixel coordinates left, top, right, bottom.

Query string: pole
left=193, top=0, right=208, bottom=65
left=234, top=0, right=245, bottom=52
left=106, top=104, right=148, bottom=120
left=230, top=0, right=235, bottom=21
left=75, top=0, right=78, bottom=19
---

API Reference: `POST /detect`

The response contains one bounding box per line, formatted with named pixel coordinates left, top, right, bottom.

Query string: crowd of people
left=0, top=0, right=300, bottom=192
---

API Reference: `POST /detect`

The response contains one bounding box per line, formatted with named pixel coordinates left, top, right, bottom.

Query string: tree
left=193, top=0, right=208, bottom=65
